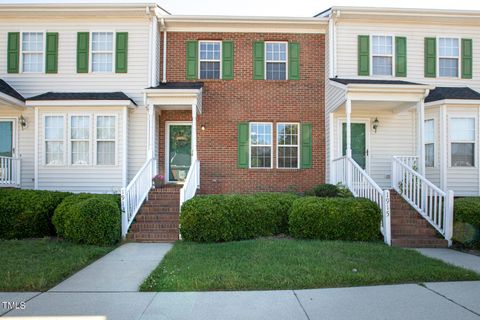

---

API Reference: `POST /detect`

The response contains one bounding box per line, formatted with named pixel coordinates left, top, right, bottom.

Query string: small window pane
left=97, top=116, right=115, bottom=139
left=450, top=118, right=475, bottom=141
left=45, top=116, right=64, bottom=140
left=97, top=141, right=115, bottom=165
left=372, top=36, right=393, bottom=55
left=266, top=63, right=286, bottom=80
left=372, top=56, right=393, bottom=76
left=71, top=116, right=90, bottom=139
left=439, top=38, right=459, bottom=57
left=452, top=143, right=474, bottom=167
left=266, top=43, right=287, bottom=62
left=425, top=143, right=434, bottom=167
left=92, top=32, right=113, bottom=51
left=92, top=53, right=113, bottom=72
left=251, top=146, right=271, bottom=168
left=425, top=119, right=434, bottom=142
left=46, top=142, right=64, bottom=165
left=199, top=61, right=220, bottom=79
left=72, top=141, right=89, bottom=165
left=439, top=58, right=458, bottom=77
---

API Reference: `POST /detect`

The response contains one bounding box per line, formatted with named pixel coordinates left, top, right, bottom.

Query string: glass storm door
left=0, top=121, right=13, bottom=157
left=167, top=124, right=192, bottom=183
left=342, top=122, right=366, bottom=169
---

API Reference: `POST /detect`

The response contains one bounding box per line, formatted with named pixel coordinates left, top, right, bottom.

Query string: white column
left=148, top=104, right=155, bottom=159
left=440, top=104, right=448, bottom=191
left=34, top=107, right=38, bottom=189
left=122, top=107, right=128, bottom=188
left=346, top=99, right=352, bottom=188
left=191, top=104, right=197, bottom=161
left=417, top=99, right=426, bottom=175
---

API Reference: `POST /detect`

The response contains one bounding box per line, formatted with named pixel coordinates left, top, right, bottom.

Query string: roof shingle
left=0, top=79, right=24, bottom=102
left=425, top=87, right=480, bottom=103
left=27, top=92, right=136, bottom=105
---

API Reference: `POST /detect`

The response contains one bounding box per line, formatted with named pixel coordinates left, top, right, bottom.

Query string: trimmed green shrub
left=453, top=197, right=480, bottom=247
left=305, top=184, right=353, bottom=198
left=53, top=194, right=121, bottom=246
left=288, top=197, right=381, bottom=241
left=180, top=193, right=299, bottom=242
left=0, top=189, right=71, bottom=239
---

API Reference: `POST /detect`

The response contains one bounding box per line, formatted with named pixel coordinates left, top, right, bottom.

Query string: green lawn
left=0, top=239, right=113, bottom=291
left=140, top=239, right=480, bottom=291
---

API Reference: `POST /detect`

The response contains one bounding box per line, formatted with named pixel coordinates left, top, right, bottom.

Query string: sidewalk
left=416, top=248, right=480, bottom=274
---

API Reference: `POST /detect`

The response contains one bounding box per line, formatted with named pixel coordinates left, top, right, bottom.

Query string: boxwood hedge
left=453, top=197, right=480, bottom=247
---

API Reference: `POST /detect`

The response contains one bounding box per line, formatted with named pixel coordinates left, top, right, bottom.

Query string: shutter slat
left=222, top=41, right=234, bottom=80
left=253, top=41, right=265, bottom=80
left=116, top=32, right=128, bottom=73
left=462, top=38, right=473, bottom=79
left=301, top=123, right=312, bottom=169
left=238, top=122, right=249, bottom=168
left=358, top=35, right=369, bottom=76
left=186, top=41, right=198, bottom=80
left=77, top=32, right=89, bottom=73
left=289, top=42, right=300, bottom=80
left=395, top=37, right=407, bottom=77
left=45, top=32, right=58, bottom=74
left=7, top=32, right=20, bottom=74
left=424, top=38, right=436, bottom=78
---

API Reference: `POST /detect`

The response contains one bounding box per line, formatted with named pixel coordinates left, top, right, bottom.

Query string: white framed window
left=22, top=32, right=44, bottom=73
left=44, top=115, right=65, bottom=165
left=277, top=123, right=299, bottom=169
left=70, top=115, right=90, bottom=165
left=450, top=117, right=475, bottom=167
left=91, top=32, right=114, bottom=72
left=438, top=38, right=460, bottom=78
left=265, top=42, right=287, bottom=80
left=249, top=122, right=272, bottom=168
left=425, top=119, right=435, bottom=167
left=96, top=115, right=116, bottom=165
left=371, top=35, right=393, bottom=76
left=199, top=40, right=221, bottom=79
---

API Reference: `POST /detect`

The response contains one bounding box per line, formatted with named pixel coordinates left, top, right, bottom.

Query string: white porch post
left=417, top=99, right=426, bottom=175
left=191, top=104, right=197, bottom=160
left=440, top=104, right=448, bottom=191
left=346, top=98, right=352, bottom=188
left=147, top=104, right=157, bottom=177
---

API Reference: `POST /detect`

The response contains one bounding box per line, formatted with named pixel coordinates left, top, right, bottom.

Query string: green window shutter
left=300, top=123, right=312, bottom=169
left=222, top=41, right=234, bottom=80
left=461, top=39, right=473, bottom=79
left=115, top=32, right=128, bottom=73
left=395, top=37, right=407, bottom=77
left=424, top=37, right=436, bottom=78
left=253, top=41, right=265, bottom=80
left=238, top=122, right=249, bottom=168
left=186, top=41, right=198, bottom=80
left=77, top=32, right=89, bottom=73
left=358, top=35, right=369, bottom=76
left=45, top=32, right=58, bottom=74
left=7, top=32, right=20, bottom=74
left=288, top=42, right=300, bottom=80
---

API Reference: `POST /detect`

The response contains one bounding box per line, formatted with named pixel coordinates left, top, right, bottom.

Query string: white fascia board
left=0, top=92, right=25, bottom=108
left=25, top=100, right=135, bottom=107
left=144, top=88, right=202, bottom=106
left=425, top=99, right=480, bottom=107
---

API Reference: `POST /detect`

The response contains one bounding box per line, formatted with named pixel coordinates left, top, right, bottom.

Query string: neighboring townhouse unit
left=321, top=7, right=480, bottom=246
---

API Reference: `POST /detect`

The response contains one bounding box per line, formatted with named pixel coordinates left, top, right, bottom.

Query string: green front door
left=0, top=121, right=13, bottom=157
left=342, top=123, right=366, bottom=169
left=168, top=124, right=192, bottom=182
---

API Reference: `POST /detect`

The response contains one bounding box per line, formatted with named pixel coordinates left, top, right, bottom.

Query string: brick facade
left=159, top=32, right=325, bottom=194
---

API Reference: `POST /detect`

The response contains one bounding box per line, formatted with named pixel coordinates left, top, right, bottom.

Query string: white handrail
left=392, top=156, right=453, bottom=244
left=179, top=158, right=200, bottom=210
left=395, top=156, right=418, bottom=169
left=120, top=157, right=156, bottom=238
left=0, top=156, right=21, bottom=186
left=332, top=156, right=391, bottom=245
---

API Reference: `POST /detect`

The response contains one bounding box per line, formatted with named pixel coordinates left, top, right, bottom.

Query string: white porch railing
left=120, top=157, right=156, bottom=238
left=0, top=156, right=21, bottom=186
left=179, top=158, right=200, bottom=210
left=332, top=156, right=391, bottom=245
left=395, top=156, right=418, bottom=169
left=392, top=156, right=453, bottom=244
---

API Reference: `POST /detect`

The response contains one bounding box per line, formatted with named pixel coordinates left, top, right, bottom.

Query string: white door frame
left=337, top=117, right=371, bottom=173
left=165, top=121, right=192, bottom=184
left=0, top=118, right=18, bottom=157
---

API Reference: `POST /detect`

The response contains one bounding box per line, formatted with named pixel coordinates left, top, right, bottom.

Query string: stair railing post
left=444, top=190, right=454, bottom=246
left=120, top=187, right=128, bottom=239
left=383, top=189, right=391, bottom=245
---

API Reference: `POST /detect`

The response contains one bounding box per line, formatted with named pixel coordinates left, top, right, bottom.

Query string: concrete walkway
left=416, top=248, right=480, bottom=274
left=2, top=282, right=480, bottom=319
left=50, top=242, right=173, bottom=292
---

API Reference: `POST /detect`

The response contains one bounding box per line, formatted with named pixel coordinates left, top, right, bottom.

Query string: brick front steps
left=390, top=191, right=448, bottom=248
left=126, top=185, right=181, bottom=243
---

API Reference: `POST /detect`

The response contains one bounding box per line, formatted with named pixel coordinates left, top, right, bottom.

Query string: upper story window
left=438, top=38, right=459, bottom=78
left=91, top=32, right=114, bottom=72
left=250, top=123, right=273, bottom=168
left=424, top=119, right=435, bottom=167
left=450, top=117, right=475, bottom=167
left=199, top=41, right=221, bottom=79
left=22, top=32, right=44, bottom=73
left=265, top=42, right=287, bottom=80
left=372, top=36, right=393, bottom=76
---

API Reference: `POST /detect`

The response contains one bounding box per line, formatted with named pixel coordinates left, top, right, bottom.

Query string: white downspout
left=161, top=18, right=167, bottom=83
left=328, top=17, right=334, bottom=78
left=147, top=7, right=153, bottom=88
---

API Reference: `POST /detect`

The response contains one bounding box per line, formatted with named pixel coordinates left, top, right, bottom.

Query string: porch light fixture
left=201, top=124, right=206, bottom=131
left=19, top=115, right=27, bottom=130
left=372, top=118, right=379, bottom=133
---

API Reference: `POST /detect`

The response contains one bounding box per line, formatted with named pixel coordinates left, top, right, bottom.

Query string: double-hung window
left=439, top=38, right=459, bottom=77
left=22, top=32, right=44, bottom=73
left=199, top=41, right=221, bottom=79
left=250, top=123, right=272, bottom=168
left=71, top=116, right=90, bottom=165
left=96, top=116, right=116, bottom=165
left=450, top=118, right=475, bottom=167
left=265, top=42, right=287, bottom=80
left=91, top=32, right=114, bottom=72
left=424, top=119, right=435, bottom=167
left=45, top=116, right=65, bottom=165
left=372, top=35, right=393, bottom=76
left=277, top=123, right=299, bottom=169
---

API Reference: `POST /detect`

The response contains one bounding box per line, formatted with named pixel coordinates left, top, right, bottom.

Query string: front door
left=342, top=122, right=366, bottom=169
left=166, top=123, right=192, bottom=183
left=0, top=120, right=14, bottom=157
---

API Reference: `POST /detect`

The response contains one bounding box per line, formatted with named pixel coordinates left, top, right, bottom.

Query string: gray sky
left=5, top=0, right=480, bottom=16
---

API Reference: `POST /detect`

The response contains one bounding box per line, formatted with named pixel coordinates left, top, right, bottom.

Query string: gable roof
left=27, top=92, right=136, bottom=105
left=425, top=87, right=480, bottom=103
left=0, top=79, right=25, bottom=102
left=330, top=78, right=422, bottom=86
